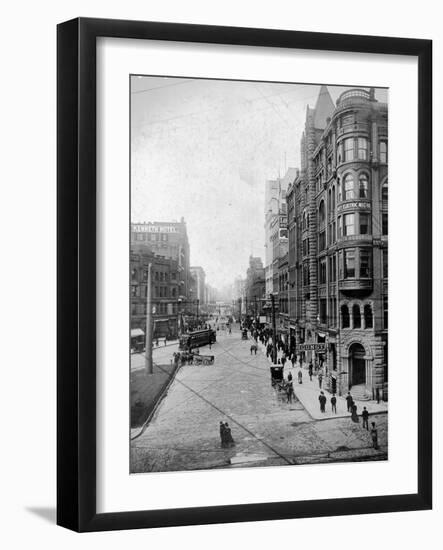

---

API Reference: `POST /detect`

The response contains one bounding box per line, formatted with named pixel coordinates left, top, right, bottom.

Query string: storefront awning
left=131, top=328, right=144, bottom=337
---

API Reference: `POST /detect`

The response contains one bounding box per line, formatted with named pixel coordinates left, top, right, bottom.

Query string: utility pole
left=145, top=263, right=153, bottom=375
left=270, top=293, right=277, bottom=363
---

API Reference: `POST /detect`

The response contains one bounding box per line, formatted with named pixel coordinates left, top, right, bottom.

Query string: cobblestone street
left=131, top=326, right=387, bottom=472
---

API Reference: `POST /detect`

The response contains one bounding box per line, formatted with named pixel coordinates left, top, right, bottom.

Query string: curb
left=131, top=362, right=181, bottom=441
left=292, top=388, right=388, bottom=422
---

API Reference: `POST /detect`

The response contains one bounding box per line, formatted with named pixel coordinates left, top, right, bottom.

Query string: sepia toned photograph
left=129, top=75, right=389, bottom=474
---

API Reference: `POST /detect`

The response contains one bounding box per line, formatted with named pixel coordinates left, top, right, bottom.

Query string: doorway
left=349, top=343, right=366, bottom=386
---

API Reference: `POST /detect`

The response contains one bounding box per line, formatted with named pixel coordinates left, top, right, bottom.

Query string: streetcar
left=179, top=328, right=216, bottom=351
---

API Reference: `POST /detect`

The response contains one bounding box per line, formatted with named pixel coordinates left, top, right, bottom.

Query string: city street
left=131, top=325, right=387, bottom=473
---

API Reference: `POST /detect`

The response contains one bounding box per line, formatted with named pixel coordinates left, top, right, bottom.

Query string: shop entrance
left=349, top=343, right=366, bottom=386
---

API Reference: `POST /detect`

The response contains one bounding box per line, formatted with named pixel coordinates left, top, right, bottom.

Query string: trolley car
left=179, top=328, right=216, bottom=351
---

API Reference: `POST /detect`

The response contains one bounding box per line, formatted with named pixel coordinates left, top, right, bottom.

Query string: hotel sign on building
left=132, top=224, right=180, bottom=233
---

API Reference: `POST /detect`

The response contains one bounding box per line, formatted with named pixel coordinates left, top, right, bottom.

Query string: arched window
left=344, top=174, right=355, bottom=200
left=359, top=173, right=369, bottom=198
left=341, top=304, right=350, bottom=328
left=353, top=304, right=361, bottom=328
left=364, top=304, right=373, bottom=328
left=319, top=200, right=325, bottom=226
left=382, top=179, right=388, bottom=202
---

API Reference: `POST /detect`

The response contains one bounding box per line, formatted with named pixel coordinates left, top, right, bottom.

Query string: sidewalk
left=257, top=339, right=387, bottom=421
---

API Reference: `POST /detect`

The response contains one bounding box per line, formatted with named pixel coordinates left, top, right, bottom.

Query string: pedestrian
left=351, top=402, right=359, bottom=423
left=370, top=422, right=379, bottom=449
left=291, top=354, right=296, bottom=368
left=331, top=393, right=337, bottom=413
left=375, top=387, right=380, bottom=404
left=254, top=345, right=257, bottom=355
left=345, top=392, right=353, bottom=412
left=319, top=391, right=327, bottom=413
left=298, top=368, right=303, bottom=384
left=164, top=338, right=167, bottom=346
left=224, top=422, right=235, bottom=447
left=287, top=371, right=293, bottom=383
left=318, top=371, right=323, bottom=389
left=281, top=355, right=286, bottom=367
left=250, top=345, right=254, bottom=355
left=362, top=407, right=369, bottom=430
left=308, top=362, right=313, bottom=381
left=286, top=381, right=294, bottom=403
left=219, top=421, right=226, bottom=448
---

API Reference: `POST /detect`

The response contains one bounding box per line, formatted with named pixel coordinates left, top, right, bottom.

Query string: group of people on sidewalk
left=316, top=390, right=379, bottom=449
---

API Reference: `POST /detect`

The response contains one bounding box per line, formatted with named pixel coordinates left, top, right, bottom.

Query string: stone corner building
left=287, top=86, right=388, bottom=400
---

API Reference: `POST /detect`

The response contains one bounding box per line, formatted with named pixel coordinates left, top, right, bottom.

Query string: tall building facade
left=190, top=266, right=206, bottom=305
left=289, top=86, right=388, bottom=400
left=264, top=169, right=298, bottom=327
left=130, top=245, right=180, bottom=339
left=131, top=219, right=191, bottom=299
left=245, top=256, right=265, bottom=318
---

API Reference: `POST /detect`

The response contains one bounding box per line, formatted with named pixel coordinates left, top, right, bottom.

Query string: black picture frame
left=57, top=17, right=432, bottom=532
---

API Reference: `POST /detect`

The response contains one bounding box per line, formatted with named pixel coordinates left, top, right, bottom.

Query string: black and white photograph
left=129, top=76, right=389, bottom=473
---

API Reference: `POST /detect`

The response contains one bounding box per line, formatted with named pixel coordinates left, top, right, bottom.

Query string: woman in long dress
left=224, top=422, right=235, bottom=447
left=220, top=421, right=227, bottom=447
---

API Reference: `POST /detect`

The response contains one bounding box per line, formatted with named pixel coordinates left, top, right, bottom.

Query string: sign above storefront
left=296, top=343, right=326, bottom=351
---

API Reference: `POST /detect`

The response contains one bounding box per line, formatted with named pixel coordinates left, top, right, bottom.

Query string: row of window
left=306, top=248, right=388, bottom=286
left=317, top=299, right=388, bottom=330
left=131, top=302, right=178, bottom=316
left=340, top=298, right=388, bottom=330
left=131, top=285, right=178, bottom=298
left=133, top=232, right=171, bottom=243
left=307, top=178, right=388, bottom=236
left=318, top=297, right=337, bottom=325
left=341, top=303, right=374, bottom=329
left=318, top=210, right=387, bottom=250
left=131, top=268, right=178, bottom=283
left=337, top=138, right=388, bottom=164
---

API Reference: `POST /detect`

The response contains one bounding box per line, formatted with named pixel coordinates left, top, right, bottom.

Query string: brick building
left=288, top=86, right=388, bottom=400
left=130, top=244, right=180, bottom=340
left=131, top=219, right=191, bottom=299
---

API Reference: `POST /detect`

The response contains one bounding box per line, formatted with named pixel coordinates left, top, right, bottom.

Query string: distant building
left=190, top=266, right=206, bottom=305
left=245, top=256, right=265, bottom=319
left=264, top=168, right=298, bottom=327
left=288, top=86, right=388, bottom=400
left=233, top=276, right=246, bottom=318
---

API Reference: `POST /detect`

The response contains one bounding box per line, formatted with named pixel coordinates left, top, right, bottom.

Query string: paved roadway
left=131, top=325, right=387, bottom=472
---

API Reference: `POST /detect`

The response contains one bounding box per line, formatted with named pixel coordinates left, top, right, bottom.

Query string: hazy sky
left=131, top=76, right=387, bottom=290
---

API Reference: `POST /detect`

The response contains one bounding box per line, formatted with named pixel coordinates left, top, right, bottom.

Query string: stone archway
left=349, top=342, right=366, bottom=386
